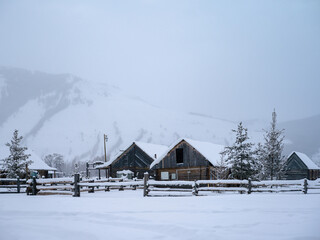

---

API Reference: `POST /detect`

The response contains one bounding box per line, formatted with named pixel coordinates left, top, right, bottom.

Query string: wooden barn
left=284, top=151, right=320, bottom=180
left=96, top=142, right=168, bottom=179
left=150, top=138, right=226, bottom=181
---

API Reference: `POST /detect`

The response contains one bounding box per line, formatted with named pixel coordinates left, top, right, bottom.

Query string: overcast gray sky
left=0, top=0, right=319, bottom=122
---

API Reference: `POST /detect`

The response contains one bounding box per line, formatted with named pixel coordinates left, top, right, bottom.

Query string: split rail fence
left=13, top=172, right=320, bottom=197
left=0, top=178, right=28, bottom=193
left=27, top=175, right=144, bottom=196
left=142, top=173, right=320, bottom=197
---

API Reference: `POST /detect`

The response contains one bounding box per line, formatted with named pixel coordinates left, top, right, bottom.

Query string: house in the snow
left=96, top=142, right=168, bottom=179
left=283, top=151, right=320, bottom=180
left=0, top=149, right=57, bottom=178
left=27, top=150, right=57, bottom=178
left=150, top=138, right=226, bottom=181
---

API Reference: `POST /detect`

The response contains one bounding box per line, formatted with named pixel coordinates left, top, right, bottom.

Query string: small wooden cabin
left=28, top=151, right=57, bottom=178
left=96, top=142, right=168, bottom=179
left=0, top=150, right=57, bottom=178
left=284, top=152, right=320, bottom=180
left=150, top=138, right=226, bottom=181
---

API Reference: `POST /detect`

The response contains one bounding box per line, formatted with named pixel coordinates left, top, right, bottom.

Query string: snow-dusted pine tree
left=215, top=153, right=229, bottom=179
left=3, top=129, right=32, bottom=178
left=253, top=143, right=267, bottom=180
left=222, top=122, right=256, bottom=180
left=261, top=110, right=285, bottom=180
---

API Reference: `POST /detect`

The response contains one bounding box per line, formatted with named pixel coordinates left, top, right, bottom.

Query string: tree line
left=2, top=110, right=285, bottom=180
left=222, top=110, right=285, bottom=180
left=0, top=129, right=100, bottom=178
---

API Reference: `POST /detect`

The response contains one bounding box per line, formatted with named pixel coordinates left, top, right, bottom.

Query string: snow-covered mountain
left=0, top=67, right=237, bottom=162
left=0, top=67, right=319, bottom=163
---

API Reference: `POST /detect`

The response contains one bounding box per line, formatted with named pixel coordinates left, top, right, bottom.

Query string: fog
left=0, top=0, right=319, bottom=122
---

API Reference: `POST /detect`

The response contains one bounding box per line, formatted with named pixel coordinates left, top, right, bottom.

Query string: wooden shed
left=96, top=142, right=168, bottom=179
left=284, top=151, right=320, bottom=180
left=0, top=149, right=57, bottom=178
left=28, top=150, right=57, bottom=178
left=150, top=138, right=226, bottom=181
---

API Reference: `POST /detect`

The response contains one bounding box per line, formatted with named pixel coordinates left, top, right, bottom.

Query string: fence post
left=248, top=178, right=252, bottom=194
left=32, top=176, right=37, bottom=195
left=17, top=177, right=20, bottom=193
left=88, top=186, right=95, bottom=193
left=303, top=178, right=308, bottom=194
left=73, top=174, right=80, bottom=197
left=193, top=180, right=198, bottom=196
left=143, top=172, right=149, bottom=197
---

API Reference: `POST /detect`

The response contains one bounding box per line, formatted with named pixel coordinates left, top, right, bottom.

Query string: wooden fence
left=0, top=178, right=28, bottom=194
left=143, top=173, right=320, bottom=197
left=27, top=175, right=144, bottom=196
left=19, top=173, right=320, bottom=197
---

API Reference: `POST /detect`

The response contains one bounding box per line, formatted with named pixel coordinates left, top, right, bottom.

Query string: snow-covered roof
left=96, top=141, right=168, bottom=169
left=150, top=138, right=225, bottom=169
left=117, top=170, right=133, bottom=174
left=290, top=151, right=320, bottom=170
left=95, top=160, right=113, bottom=169
left=134, top=141, right=168, bottom=160
left=27, top=150, right=57, bottom=171
left=0, top=148, right=56, bottom=171
left=93, top=161, right=104, bottom=165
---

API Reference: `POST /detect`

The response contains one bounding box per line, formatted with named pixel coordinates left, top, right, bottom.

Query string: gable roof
left=27, top=150, right=57, bottom=171
left=0, top=148, right=56, bottom=171
left=150, top=138, right=225, bottom=169
left=96, top=141, right=168, bottom=169
left=289, top=151, right=320, bottom=170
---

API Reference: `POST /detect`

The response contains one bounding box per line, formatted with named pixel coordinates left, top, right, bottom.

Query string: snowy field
left=1, top=191, right=320, bottom=240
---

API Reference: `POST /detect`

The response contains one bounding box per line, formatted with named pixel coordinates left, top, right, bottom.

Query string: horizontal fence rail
left=143, top=173, right=320, bottom=197
left=26, top=175, right=144, bottom=196
left=11, top=173, right=320, bottom=197
left=0, top=178, right=28, bottom=194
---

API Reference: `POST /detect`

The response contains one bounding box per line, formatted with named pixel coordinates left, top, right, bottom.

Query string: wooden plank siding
left=155, top=167, right=214, bottom=181
left=111, top=143, right=155, bottom=179
left=153, top=140, right=219, bottom=181
left=284, top=152, right=320, bottom=180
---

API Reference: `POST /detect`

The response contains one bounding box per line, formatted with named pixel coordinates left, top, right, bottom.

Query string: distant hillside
left=0, top=66, right=319, bottom=164
left=279, top=115, right=320, bottom=157
left=0, top=67, right=237, bottom=162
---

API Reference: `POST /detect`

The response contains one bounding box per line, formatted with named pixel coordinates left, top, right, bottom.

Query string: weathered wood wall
left=153, top=140, right=215, bottom=181
left=111, top=144, right=154, bottom=178
left=156, top=167, right=212, bottom=181
left=284, top=153, right=319, bottom=180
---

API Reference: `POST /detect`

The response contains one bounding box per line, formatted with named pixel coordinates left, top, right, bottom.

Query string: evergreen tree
left=3, top=129, right=32, bottom=178
left=215, top=153, right=229, bottom=179
left=253, top=143, right=267, bottom=180
left=222, top=122, right=256, bottom=180
left=261, top=110, right=285, bottom=180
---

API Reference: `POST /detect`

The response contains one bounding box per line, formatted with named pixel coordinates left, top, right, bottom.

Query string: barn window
left=171, top=173, right=176, bottom=180
left=176, top=148, right=183, bottom=164
left=161, top=172, right=169, bottom=180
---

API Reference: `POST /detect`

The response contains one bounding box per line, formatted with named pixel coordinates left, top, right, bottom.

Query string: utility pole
left=104, top=134, right=108, bottom=162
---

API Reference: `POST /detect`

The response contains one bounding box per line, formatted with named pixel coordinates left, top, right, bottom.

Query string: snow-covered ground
left=0, top=191, right=319, bottom=240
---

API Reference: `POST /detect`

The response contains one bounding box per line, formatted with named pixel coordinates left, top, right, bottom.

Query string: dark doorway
left=176, top=148, right=183, bottom=164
